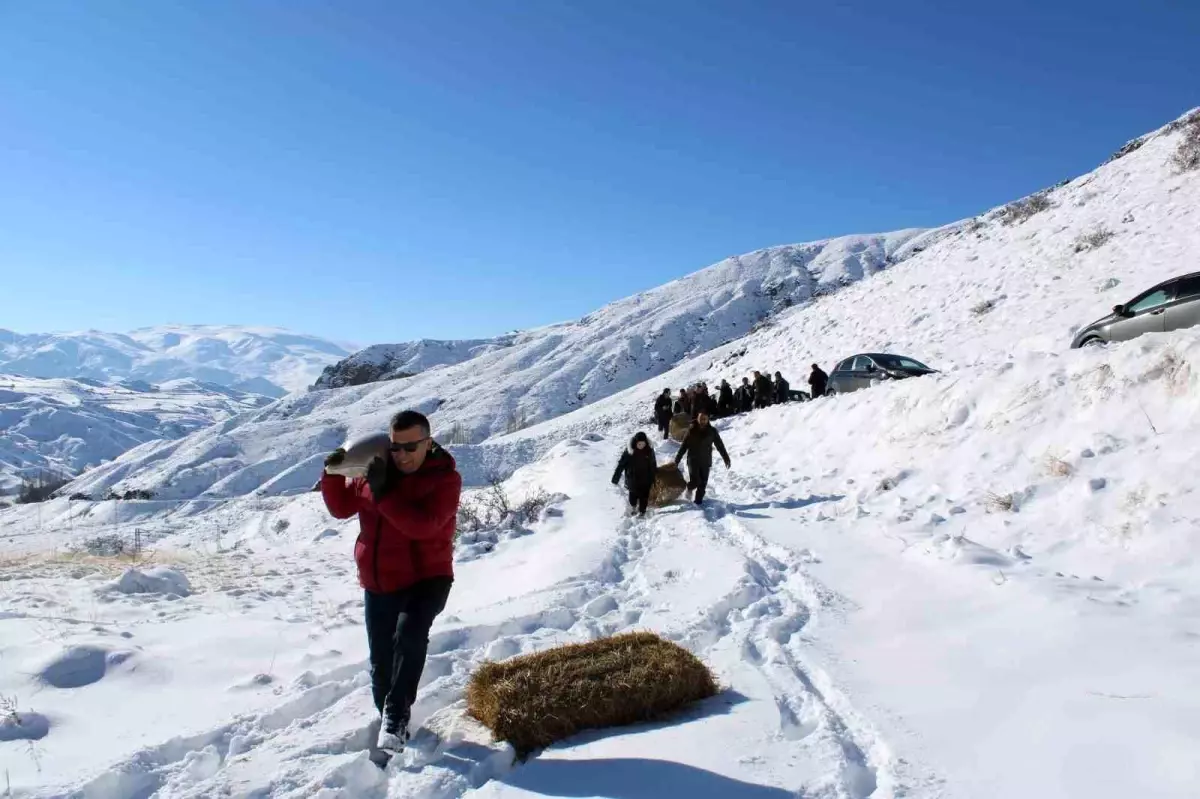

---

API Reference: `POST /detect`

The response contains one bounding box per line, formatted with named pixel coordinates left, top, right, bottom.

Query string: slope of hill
left=0, top=109, right=1198, bottom=799
left=0, top=374, right=274, bottom=495
left=0, top=324, right=352, bottom=397
left=58, top=231, right=931, bottom=501
left=313, top=230, right=933, bottom=392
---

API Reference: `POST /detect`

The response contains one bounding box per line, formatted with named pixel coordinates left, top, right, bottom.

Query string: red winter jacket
left=320, top=447, right=461, bottom=593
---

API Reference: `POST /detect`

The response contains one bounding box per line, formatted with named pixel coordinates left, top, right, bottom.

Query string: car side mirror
left=1113, top=304, right=1127, bottom=317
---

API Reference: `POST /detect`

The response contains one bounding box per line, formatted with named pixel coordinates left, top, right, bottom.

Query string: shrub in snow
left=16, top=471, right=71, bottom=504
left=970, top=299, right=998, bottom=317
left=999, top=192, right=1052, bottom=226
left=76, top=533, right=129, bottom=557
left=271, top=518, right=290, bottom=534
left=466, top=631, right=717, bottom=756
left=985, top=491, right=1016, bottom=513
left=457, top=480, right=554, bottom=536
left=1096, top=277, right=1121, bottom=293
left=106, top=566, right=192, bottom=597
left=1073, top=227, right=1115, bottom=253
left=1042, top=454, right=1074, bottom=478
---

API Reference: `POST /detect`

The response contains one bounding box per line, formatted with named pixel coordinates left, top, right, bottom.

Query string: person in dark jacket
left=612, top=431, right=658, bottom=516
left=717, top=380, right=735, bottom=417
left=321, top=410, right=461, bottom=754
left=808, top=364, right=829, bottom=398
left=674, top=388, right=691, bottom=416
left=774, top=372, right=790, bottom=404
left=736, top=377, right=755, bottom=414
left=753, top=371, right=774, bottom=409
left=654, top=389, right=673, bottom=439
left=674, top=411, right=731, bottom=505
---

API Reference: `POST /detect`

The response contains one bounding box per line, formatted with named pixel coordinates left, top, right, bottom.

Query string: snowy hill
left=313, top=231, right=931, bottom=392
left=60, top=231, right=931, bottom=500
left=1, top=109, right=1199, bottom=798
left=0, top=324, right=352, bottom=398
left=0, top=374, right=275, bottom=496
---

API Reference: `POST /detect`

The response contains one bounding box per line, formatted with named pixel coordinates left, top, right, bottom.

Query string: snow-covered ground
left=0, top=375, right=275, bottom=496
left=0, top=325, right=352, bottom=398
left=1, top=109, right=1198, bottom=797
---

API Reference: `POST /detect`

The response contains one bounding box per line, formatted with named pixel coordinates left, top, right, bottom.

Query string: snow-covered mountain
left=0, top=374, right=275, bottom=495
left=52, top=232, right=932, bottom=501
left=2, top=109, right=1198, bottom=798
left=312, top=230, right=932, bottom=391
left=0, top=324, right=352, bottom=398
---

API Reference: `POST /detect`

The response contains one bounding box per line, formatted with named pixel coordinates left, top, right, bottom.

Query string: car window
left=1128, top=288, right=1172, bottom=314
left=851, top=356, right=874, bottom=371
left=874, top=354, right=929, bottom=371
left=834, top=358, right=853, bottom=372
left=1173, top=276, right=1200, bottom=301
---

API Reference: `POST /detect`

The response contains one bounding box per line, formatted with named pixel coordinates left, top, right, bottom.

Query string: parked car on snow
left=826, top=353, right=937, bottom=395
left=1071, top=272, right=1200, bottom=348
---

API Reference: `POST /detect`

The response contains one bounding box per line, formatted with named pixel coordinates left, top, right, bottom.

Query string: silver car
left=1072, top=272, right=1200, bottom=348
left=827, top=353, right=937, bottom=395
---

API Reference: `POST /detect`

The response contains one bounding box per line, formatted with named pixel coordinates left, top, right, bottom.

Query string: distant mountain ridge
left=0, top=324, right=351, bottom=398
left=0, top=374, right=274, bottom=495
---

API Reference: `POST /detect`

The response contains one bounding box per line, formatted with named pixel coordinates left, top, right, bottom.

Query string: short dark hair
left=390, top=410, right=430, bottom=436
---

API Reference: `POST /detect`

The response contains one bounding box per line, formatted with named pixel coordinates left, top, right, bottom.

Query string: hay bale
left=466, top=631, right=717, bottom=755
left=649, top=462, right=686, bottom=506
left=668, top=412, right=691, bottom=442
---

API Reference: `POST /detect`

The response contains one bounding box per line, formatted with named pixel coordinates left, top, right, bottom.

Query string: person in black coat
left=753, top=371, right=774, bottom=409
left=654, top=389, right=673, bottom=439
left=612, top=431, right=658, bottom=516
left=717, top=380, right=735, bottom=417
left=674, top=388, right=691, bottom=417
left=674, top=411, right=731, bottom=505
left=773, top=372, right=790, bottom=404
left=736, top=377, right=755, bottom=414
left=808, top=364, right=829, bottom=398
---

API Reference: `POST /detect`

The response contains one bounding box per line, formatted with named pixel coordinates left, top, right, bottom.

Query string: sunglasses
left=388, top=438, right=429, bottom=453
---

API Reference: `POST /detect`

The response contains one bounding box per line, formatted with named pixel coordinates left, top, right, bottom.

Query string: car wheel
left=1082, top=337, right=1107, bottom=348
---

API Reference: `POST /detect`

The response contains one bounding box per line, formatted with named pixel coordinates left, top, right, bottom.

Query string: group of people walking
left=651, top=364, right=829, bottom=439
left=613, top=411, right=731, bottom=512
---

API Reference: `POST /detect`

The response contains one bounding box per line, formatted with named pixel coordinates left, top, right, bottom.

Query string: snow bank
left=106, top=566, right=192, bottom=597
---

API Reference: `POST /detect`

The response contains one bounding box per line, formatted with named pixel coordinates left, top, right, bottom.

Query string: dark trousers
left=628, top=485, right=651, bottom=515
left=364, top=576, right=453, bottom=730
left=656, top=415, right=671, bottom=438
left=686, top=460, right=712, bottom=503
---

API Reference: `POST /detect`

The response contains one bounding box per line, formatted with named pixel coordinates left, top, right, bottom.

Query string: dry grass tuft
left=1042, top=453, right=1074, bottom=478
left=466, top=631, right=718, bottom=755
left=1073, top=227, right=1115, bottom=253
left=649, top=463, right=687, bottom=506
left=999, top=192, right=1051, bottom=226
left=984, top=491, right=1016, bottom=513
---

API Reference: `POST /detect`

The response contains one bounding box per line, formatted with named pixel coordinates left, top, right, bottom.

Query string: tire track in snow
left=684, top=500, right=893, bottom=799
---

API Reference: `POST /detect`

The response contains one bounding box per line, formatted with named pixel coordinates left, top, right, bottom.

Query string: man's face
left=389, top=426, right=431, bottom=474
left=697, top=413, right=709, bottom=426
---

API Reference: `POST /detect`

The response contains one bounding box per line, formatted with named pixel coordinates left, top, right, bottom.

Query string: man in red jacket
left=321, top=410, right=461, bottom=754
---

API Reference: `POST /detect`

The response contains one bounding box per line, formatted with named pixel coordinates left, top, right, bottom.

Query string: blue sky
left=1, top=0, right=1197, bottom=346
